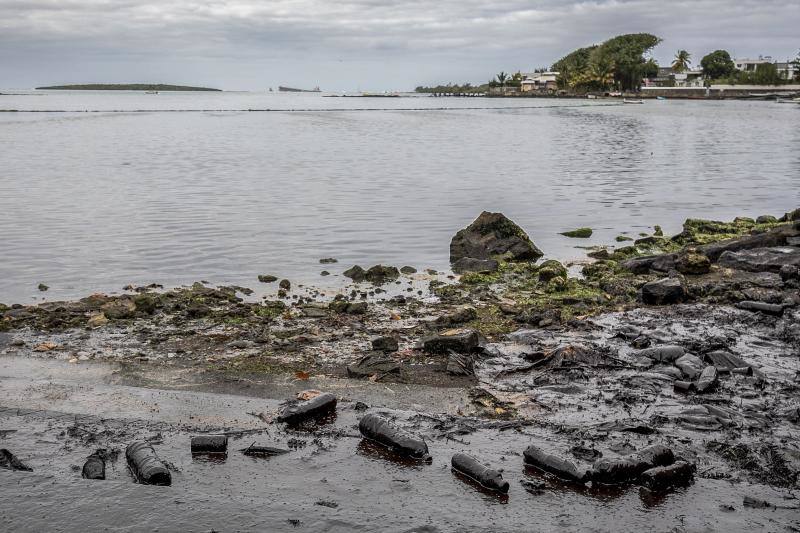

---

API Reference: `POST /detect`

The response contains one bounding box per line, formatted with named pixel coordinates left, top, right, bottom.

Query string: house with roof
left=520, top=72, right=559, bottom=93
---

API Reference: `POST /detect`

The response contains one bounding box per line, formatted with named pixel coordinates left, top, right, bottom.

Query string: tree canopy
left=552, top=33, right=661, bottom=92
left=700, top=50, right=735, bottom=80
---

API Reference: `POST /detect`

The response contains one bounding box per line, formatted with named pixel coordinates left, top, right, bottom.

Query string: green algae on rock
left=560, top=228, right=593, bottom=238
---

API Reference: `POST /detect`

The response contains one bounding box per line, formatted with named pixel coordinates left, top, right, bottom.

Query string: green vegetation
left=36, top=84, right=221, bottom=91
left=700, top=51, right=790, bottom=85
left=560, top=227, right=593, bottom=238
left=553, top=33, right=661, bottom=92
left=414, top=82, right=490, bottom=93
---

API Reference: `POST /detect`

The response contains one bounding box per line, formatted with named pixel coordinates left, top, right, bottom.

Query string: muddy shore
left=1, top=209, right=799, bottom=532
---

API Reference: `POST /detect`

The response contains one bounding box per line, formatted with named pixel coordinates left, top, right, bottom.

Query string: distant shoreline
left=35, top=84, right=221, bottom=92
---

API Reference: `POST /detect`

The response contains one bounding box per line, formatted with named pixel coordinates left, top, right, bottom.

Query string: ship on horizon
left=278, top=85, right=321, bottom=93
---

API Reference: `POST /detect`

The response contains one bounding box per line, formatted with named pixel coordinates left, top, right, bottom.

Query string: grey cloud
left=0, top=0, right=797, bottom=90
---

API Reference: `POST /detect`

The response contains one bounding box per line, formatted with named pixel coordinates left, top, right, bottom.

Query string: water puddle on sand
left=0, top=356, right=797, bottom=532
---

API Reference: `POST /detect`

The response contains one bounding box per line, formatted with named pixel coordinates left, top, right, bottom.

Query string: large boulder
left=364, top=265, right=400, bottom=284
left=641, top=278, right=686, bottom=305
left=717, top=247, right=800, bottom=273
left=450, top=212, right=542, bottom=263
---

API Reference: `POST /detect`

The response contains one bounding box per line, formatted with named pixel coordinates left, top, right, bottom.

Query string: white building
left=734, top=56, right=773, bottom=72
left=734, top=55, right=797, bottom=80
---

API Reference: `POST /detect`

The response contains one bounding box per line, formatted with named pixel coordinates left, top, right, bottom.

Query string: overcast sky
left=1, top=0, right=798, bottom=91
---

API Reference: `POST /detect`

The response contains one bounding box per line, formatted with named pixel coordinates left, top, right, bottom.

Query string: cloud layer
left=1, top=0, right=798, bottom=89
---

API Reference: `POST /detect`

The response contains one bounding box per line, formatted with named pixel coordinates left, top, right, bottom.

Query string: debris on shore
left=1, top=208, right=799, bottom=511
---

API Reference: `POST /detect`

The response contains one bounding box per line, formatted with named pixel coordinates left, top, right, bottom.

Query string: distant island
left=35, top=84, right=221, bottom=91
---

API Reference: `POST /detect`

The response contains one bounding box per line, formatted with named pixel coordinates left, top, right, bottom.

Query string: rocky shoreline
left=1, top=207, right=799, bottom=526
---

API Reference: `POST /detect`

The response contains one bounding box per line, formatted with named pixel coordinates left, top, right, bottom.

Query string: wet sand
left=0, top=356, right=797, bottom=532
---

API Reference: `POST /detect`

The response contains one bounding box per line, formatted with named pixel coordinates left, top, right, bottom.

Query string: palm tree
left=672, top=50, right=691, bottom=73
left=587, top=57, right=615, bottom=90
left=496, top=72, right=508, bottom=87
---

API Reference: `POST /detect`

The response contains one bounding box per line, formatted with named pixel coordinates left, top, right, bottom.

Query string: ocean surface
left=1, top=90, right=798, bottom=303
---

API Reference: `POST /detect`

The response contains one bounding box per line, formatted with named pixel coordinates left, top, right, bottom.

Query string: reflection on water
left=1, top=93, right=798, bottom=302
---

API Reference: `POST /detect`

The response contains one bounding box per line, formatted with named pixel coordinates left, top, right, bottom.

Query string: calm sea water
left=1, top=91, right=798, bottom=302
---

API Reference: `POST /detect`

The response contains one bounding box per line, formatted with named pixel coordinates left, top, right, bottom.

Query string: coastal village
left=417, top=33, right=800, bottom=99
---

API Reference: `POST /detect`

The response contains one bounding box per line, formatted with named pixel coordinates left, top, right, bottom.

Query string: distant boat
left=775, top=97, right=800, bottom=104
left=623, top=99, right=644, bottom=104
left=145, top=91, right=158, bottom=94
left=656, top=96, right=667, bottom=100
left=278, top=86, right=321, bottom=93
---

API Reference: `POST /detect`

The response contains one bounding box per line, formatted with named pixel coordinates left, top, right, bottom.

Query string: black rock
left=329, top=300, right=368, bottom=314
left=700, top=223, right=800, bottom=261
left=343, top=265, right=366, bottom=282
left=675, top=251, right=711, bottom=275
left=736, top=300, right=784, bottom=316
left=371, top=336, right=399, bottom=352
left=446, top=352, right=475, bottom=376
left=422, top=328, right=482, bottom=354
left=347, top=353, right=401, bottom=378
left=435, top=306, right=478, bottom=326
left=641, top=277, right=686, bottom=305
left=400, top=266, right=417, bottom=274
left=279, top=279, right=291, bottom=290
left=365, top=265, right=400, bottom=284
left=0, top=449, right=32, bottom=472
left=718, top=247, right=800, bottom=273
left=450, top=211, right=542, bottom=263
left=451, top=257, right=499, bottom=274
left=780, top=265, right=799, bottom=281
left=622, top=254, right=676, bottom=274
